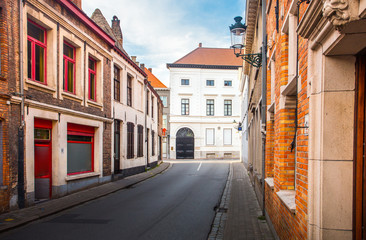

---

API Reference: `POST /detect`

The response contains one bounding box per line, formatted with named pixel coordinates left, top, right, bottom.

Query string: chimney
left=199, top=42, right=202, bottom=48
left=111, top=16, right=123, bottom=47
left=140, top=63, right=145, bottom=70
left=148, top=68, right=152, bottom=73
left=131, top=56, right=137, bottom=63
left=70, top=0, right=82, bottom=9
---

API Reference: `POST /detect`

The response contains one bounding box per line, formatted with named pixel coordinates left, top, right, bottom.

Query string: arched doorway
left=176, top=128, right=194, bottom=159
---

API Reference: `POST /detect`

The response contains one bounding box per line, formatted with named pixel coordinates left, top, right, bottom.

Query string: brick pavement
left=209, top=162, right=274, bottom=240
left=0, top=162, right=170, bottom=233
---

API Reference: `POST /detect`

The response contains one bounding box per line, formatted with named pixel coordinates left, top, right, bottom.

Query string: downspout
left=18, top=0, right=25, bottom=209
left=261, top=0, right=267, bottom=216
left=144, top=79, right=148, bottom=168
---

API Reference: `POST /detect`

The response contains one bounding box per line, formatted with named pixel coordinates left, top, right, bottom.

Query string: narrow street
left=0, top=161, right=230, bottom=240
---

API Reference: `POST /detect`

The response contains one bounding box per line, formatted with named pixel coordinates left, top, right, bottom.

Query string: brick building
left=0, top=0, right=18, bottom=213
left=7, top=0, right=114, bottom=207
left=241, top=0, right=366, bottom=237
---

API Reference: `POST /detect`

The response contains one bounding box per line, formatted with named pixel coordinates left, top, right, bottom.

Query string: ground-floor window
left=127, top=122, right=134, bottom=159
left=152, top=130, right=155, bottom=156
left=206, top=128, right=215, bottom=145
left=67, top=123, right=94, bottom=175
left=137, top=125, right=143, bottom=157
left=223, top=128, right=232, bottom=145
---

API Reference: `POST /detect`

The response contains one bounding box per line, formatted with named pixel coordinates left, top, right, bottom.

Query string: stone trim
left=65, top=172, right=100, bottom=181
left=276, top=190, right=296, bottom=213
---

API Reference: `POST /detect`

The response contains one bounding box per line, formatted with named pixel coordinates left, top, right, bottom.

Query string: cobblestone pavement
left=208, top=162, right=274, bottom=240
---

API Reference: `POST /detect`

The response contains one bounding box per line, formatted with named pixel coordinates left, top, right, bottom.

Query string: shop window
left=27, top=20, right=46, bottom=83
left=206, top=128, right=215, bottom=145
left=114, top=66, right=120, bottom=101
left=181, top=99, right=189, bottom=115
left=152, top=130, right=155, bottom=156
left=206, top=99, right=214, bottom=116
left=88, top=57, right=97, bottom=101
left=223, top=128, right=232, bottom=145
left=127, top=74, right=132, bottom=106
left=137, top=125, right=143, bottom=157
left=67, top=123, right=94, bottom=175
left=63, top=42, right=75, bottom=93
left=127, top=122, right=134, bottom=159
left=224, top=100, right=232, bottom=116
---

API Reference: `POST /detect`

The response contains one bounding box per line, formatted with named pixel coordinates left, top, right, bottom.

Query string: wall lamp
left=233, top=120, right=242, bottom=131
left=230, top=16, right=262, bottom=68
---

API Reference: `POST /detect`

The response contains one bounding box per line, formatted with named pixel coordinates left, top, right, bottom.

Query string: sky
left=82, top=0, right=246, bottom=86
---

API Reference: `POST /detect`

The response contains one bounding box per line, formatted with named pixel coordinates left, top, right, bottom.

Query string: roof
left=167, top=47, right=242, bottom=69
left=144, top=68, right=167, bottom=88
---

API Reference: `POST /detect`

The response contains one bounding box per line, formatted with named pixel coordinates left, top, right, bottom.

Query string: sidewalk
left=209, top=162, right=274, bottom=240
left=0, top=162, right=170, bottom=233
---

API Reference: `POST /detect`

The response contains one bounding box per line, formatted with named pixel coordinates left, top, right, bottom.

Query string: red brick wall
left=265, top=0, right=309, bottom=238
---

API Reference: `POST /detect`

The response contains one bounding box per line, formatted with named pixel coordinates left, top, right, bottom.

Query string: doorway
left=34, top=118, right=52, bottom=200
left=176, top=128, right=194, bottom=159
left=354, top=54, right=366, bottom=239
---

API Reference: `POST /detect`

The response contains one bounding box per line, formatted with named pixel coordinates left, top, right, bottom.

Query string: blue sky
left=83, top=0, right=246, bottom=86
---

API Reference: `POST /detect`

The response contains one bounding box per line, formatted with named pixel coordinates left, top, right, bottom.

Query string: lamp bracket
left=235, top=52, right=262, bottom=68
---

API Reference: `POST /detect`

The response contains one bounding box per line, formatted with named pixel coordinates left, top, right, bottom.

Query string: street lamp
left=229, top=16, right=262, bottom=68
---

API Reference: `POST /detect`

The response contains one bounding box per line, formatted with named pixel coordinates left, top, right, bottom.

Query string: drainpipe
left=18, top=0, right=25, bottom=209
left=144, top=79, right=148, bottom=168
left=261, top=0, right=267, bottom=216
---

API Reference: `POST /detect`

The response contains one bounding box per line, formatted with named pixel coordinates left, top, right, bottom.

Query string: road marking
left=197, top=162, right=202, bottom=171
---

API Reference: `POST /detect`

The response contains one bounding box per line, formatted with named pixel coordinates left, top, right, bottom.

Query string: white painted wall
left=169, top=67, right=241, bottom=159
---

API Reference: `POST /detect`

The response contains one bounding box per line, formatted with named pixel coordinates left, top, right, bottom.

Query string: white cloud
left=83, top=0, right=239, bottom=86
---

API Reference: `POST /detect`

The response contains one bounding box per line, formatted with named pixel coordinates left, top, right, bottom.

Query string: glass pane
left=28, top=21, right=44, bottom=42
left=35, top=44, right=45, bottom=83
left=63, top=43, right=74, bottom=59
left=67, top=61, right=74, bottom=92
left=34, top=129, right=50, bottom=140
left=114, top=133, right=120, bottom=156
left=28, top=41, right=32, bottom=79
left=89, top=58, right=95, bottom=71
left=90, top=73, right=95, bottom=100
left=67, top=142, right=92, bottom=174
left=63, top=61, right=65, bottom=90
left=67, top=135, right=92, bottom=142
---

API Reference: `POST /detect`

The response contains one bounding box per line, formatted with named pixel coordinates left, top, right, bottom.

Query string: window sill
left=276, top=190, right=296, bottom=213
left=87, top=100, right=103, bottom=109
left=265, top=177, right=274, bottom=190
left=267, top=101, right=275, bottom=113
left=62, top=91, right=83, bottom=103
left=26, top=79, right=56, bottom=94
left=65, top=172, right=100, bottom=181
left=281, top=74, right=297, bottom=96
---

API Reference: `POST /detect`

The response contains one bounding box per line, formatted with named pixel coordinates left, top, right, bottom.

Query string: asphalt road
left=1, top=160, right=230, bottom=240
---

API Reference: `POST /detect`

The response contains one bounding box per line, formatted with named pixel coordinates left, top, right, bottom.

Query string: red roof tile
left=144, top=68, right=167, bottom=88
left=172, top=47, right=242, bottom=66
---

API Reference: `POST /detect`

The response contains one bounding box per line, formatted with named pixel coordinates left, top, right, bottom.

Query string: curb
left=0, top=162, right=170, bottom=233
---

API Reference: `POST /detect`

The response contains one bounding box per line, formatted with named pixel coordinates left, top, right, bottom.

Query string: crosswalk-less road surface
left=0, top=160, right=230, bottom=240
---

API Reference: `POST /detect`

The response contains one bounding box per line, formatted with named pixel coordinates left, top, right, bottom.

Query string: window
left=27, top=20, right=46, bottom=83
left=114, top=120, right=120, bottom=173
left=224, top=100, right=232, bottom=116
left=67, top=124, right=94, bottom=175
left=181, top=79, right=189, bottom=85
left=88, top=57, right=97, bottom=101
left=137, top=125, right=143, bottom=157
left=152, top=130, right=155, bottom=156
left=152, top=96, right=154, bottom=118
left=206, top=99, right=214, bottom=116
left=160, top=96, right=167, bottom=107
left=163, top=115, right=167, bottom=129
left=127, top=122, right=134, bottom=159
left=0, top=122, right=2, bottom=185
left=63, top=42, right=75, bottom=93
left=181, top=99, right=189, bottom=115
left=223, top=129, right=232, bottom=145
left=127, top=75, right=132, bottom=106
left=224, top=80, right=232, bottom=86
left=206, top=128, right=215, bottom=145
left=206, top=80, right=214, bottom=86
left=146, top=90, right=149, bottom=115
left=114, top=66, right=120, bottom=101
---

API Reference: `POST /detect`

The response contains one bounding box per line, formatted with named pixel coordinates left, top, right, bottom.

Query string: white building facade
left=167, top=46, right=242, bottom=159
